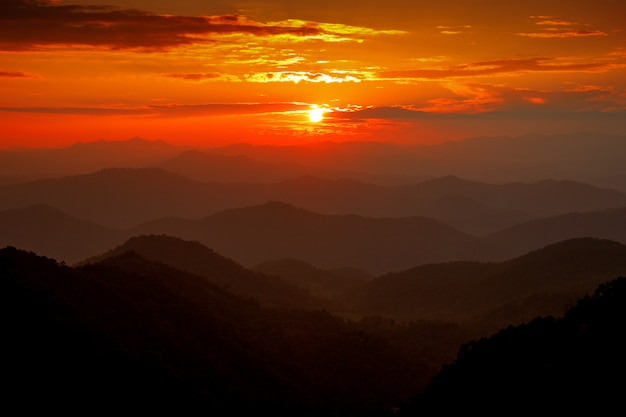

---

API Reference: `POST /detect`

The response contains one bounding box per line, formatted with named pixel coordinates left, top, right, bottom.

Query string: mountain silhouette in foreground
left=6, top=243, right=622, bottom=415
left=398, top=275, right=626, bottom=415
left=2, top=246, right=468, bottom=416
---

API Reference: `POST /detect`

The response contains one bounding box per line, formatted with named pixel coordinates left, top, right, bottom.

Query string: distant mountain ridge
left=2, top=132, right=625, bottom=190
left=2, top=166, right=625, bottom=234
left=0, top=136, right=185, bottom=184
left=207, top=132, right=626, bottom=189
left=129, top=201, right=477, bottom=275
left=3, top=201, right=626, bottom=274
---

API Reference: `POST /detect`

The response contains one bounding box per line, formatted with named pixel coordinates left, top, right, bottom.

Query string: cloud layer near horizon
left=0, top=0, right=625, bottom=147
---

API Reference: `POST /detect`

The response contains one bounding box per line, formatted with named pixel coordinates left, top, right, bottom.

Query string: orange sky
left=1, top=0, right=625, bottom=148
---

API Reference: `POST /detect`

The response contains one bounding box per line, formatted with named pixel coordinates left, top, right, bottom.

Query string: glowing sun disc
left=308, top=108, right=324, bottom=123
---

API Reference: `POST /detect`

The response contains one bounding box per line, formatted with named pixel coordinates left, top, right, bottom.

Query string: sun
left=308, top=107, right=324, bottom=123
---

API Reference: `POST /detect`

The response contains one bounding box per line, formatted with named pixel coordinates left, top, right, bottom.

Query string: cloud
left=148, top=102, right=310, bottom=117
left=518, top=30, right=608, bottom=38
left=0, top=69, right=40, bottom=78
left=246, top=71, right=361, bottom=83
left=0, top=106, right=144, bottom=115
left=379, top=58, right=614, bottom=80
left=534, top=19, right=576, bottom=26
left=164, top=73, right=223, bottom=81
left=0, top=0, right=403, bottom=51
left=333, top=106, right=428, bottom=120
left=0, top=102, right=311, bottom=117
left=332, top=81, right=625, bottom=119
left=519, top=16, right=608, bottom=38
left=436, top=25, right=471, bottom=35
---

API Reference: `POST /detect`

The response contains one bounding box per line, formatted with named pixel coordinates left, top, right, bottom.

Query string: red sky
left=1, top=0, right=625, bottom=148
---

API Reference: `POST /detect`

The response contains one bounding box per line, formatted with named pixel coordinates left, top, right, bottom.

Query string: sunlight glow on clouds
left=246, top=71, right=362, bottom=84
left=518, top=16, right=608, bottom=38
left=0, top=0, right=625, bottom=147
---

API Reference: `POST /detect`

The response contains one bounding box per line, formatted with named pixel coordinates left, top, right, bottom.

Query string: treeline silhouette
left=2, top=246, right=466, bottom=416
left=4, top=239, right=626, bottom=415
left=397, top=276, right=626, bottom=415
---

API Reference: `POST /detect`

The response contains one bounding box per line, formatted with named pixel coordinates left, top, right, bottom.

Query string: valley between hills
left=3, top=134, right=626, bottom=415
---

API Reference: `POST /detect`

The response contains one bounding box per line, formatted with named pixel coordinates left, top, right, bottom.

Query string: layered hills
left=4, top=238, right=625, bottom=415
left=2, top=199, right=626, bottom=274
left=82, top=234, right=330, bottom=310
left=3, top=134, right=626, bottom=415
left=2, top=245, right=468, bottom=415
left=341, top=237, right=626, bottom=333
left=2, top=166, right=625, bottom=234
left=398, top=276, right=626, bottom=415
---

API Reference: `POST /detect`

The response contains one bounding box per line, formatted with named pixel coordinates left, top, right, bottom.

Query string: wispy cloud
left=332, top=80, right=625, bottom=118
left=0, top=106, right=143, bottom=115
left=518, top=16, right=608, bottom=38
left=164, top=73, right=223, bottom=81
left=148, top=102, right=310, bottom=117
left=380, top=58, right=614, bottom=80
left=245, top=71, right=362, bottom=83
left=0, top=69, right=40, bottom=78
left=436, top=25, right=472, bottom=35
left=518, top=30, right=608, bottom=38
left=0, top=102, right=311, bottom=117
left=0, top=0, right=404, bottom=51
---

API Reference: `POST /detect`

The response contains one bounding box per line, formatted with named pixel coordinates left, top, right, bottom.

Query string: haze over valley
left=3, top=0, right=626, bottom=414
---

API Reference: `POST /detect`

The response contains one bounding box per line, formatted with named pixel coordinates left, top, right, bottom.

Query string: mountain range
left=2, top=133, right=625, bottom=189
left=1, top=165, right=625, bottom=234
left=4, top=234, right=625, bottom=414
left=2, top=244, right=468, bottom=415
left=341, top=237, right=626, bottom=333
left=397, top=276, right=626, bottom=415
left=2, top=200, right=626, bottom=274
left=4, top=133, right=626, bottom=415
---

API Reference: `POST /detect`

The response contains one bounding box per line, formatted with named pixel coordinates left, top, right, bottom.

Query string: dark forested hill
left=254, top=257, right=373, bottom=300
left=2, top=246, right=469, bottom=416
left=83, top=234, right=330, bottom=310
left=398, top=276, right=626, bottom=415
left=341, top=238, right=626, bottom=333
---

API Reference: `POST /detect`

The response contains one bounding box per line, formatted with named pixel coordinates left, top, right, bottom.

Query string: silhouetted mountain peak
left=83, top=234, right=233, bottom=270
left=85, top=234, right=327, bottom=309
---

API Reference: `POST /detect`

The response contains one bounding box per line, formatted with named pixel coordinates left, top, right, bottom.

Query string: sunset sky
left=1, top=0, right=625, bottom=148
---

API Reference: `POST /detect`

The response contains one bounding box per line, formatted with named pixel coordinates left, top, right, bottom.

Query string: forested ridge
left=2, top=246, right=465, bottom=416
left=3, top=238, right=625, bottom=415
